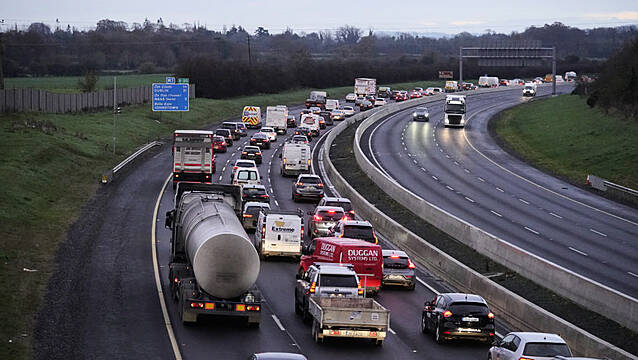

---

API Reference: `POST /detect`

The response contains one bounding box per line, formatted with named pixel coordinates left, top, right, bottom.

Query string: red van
left=299, top=237, right=383, bottom=295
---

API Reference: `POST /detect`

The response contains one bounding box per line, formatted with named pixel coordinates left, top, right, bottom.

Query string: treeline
left=2, top=19, right=636, bottom=78
left=576, top=38, right=638, bottom=120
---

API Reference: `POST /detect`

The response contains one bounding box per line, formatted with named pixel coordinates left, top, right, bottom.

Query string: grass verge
left=492, top=94, right=638, bottom=190
left=4, top=73, right=172, bottom=93
left=0, top=79, right=445, bottom=360
left=330, top=120, right=638, bottom=355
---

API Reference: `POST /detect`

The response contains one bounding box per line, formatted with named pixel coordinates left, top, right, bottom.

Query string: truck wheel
left=375, top=339, right=383, bottom=346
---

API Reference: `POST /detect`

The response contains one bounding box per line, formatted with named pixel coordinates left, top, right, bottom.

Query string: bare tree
left=336, top=25, right=361, bottom=44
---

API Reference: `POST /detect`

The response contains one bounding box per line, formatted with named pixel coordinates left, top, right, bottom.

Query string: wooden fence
left=0, top=84, right=196, bottom=113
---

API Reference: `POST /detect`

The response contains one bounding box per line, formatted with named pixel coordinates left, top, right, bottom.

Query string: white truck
left=325, top=99, right=340, bottom=112
left=478, top=76, right=499, bottom=88
left=281, top=142, right=311, bottom=176
left=305, top=91, right=327, bottom=109
left=444, top=95, right=467, bottom=127
left=255, top=210, right=304, bottom=260
left=172, top=130, right=215, bottom=189
left=266, top=106, right=288, bottom=134
left=354, top=78, right=376, bottom=97
left=565, top=71, right=577, bottom=81
left=523, top=82, right=537, bottom=97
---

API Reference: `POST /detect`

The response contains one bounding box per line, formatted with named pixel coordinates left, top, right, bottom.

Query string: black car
left=241, top=145, right=263, bottom=164
left=359, top=100, right=374, bottom=111
left=250, top=132, right=271, bottom=149
left=242, top=184, right=270, bottom=203
left=421, top=293, right=495, bottom=344
left=214, top=128, right=233, bottom=146
left=412, top=107, right=430, bottom=121
left=295, top=128, right=312, bottom=139
left=287, top=115, right=297, bottom=128
left=319, top=111, right=333, bottom=126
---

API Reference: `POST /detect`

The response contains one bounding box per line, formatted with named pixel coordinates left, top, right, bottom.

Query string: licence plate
left=462, top=317, right=479, bottom=322
left=458, top=328, right=481, bottom=333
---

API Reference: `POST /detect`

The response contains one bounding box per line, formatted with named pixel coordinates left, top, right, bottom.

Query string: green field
left=0, top=79, right=445, bottom=360
left=493, top=94, right=638, bottom=189
left=4, top=73, right=171, bottom=93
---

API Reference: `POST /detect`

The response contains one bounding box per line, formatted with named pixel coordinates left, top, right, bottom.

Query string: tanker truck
left=165, top=183, right=262, bottom=326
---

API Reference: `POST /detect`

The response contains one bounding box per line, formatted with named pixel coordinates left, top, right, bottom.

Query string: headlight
left=413, top=112, right=417, bottom=117
left=445, top=118, right=449, bottom=124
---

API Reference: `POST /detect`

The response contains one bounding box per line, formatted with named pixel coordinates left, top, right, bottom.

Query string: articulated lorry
left=165, top=183, right=262, bottom=326
left=444, top=95, right=467, bottom=127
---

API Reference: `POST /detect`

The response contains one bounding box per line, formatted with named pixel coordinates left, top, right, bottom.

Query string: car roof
left=235, top=159, right=256, bottom=165
left=382, top=249, right=408, bottom=257
left=262, top=127, right=274, bottom=130
left=243, top=184, right=265, bottom=190
left=244, top=201, right=271, bottom=209
left=321, top=197, right=351, bottom=203
left=315, top=206, right=345, bottom=213
left=340, top=219, right=372, bottom=227
left=244, top=145, right=260, bottom=150
left=216, top=128, right=230, bottom=133
left=253, top=353, right=307, bottom=360
left=311, top=263, right=357, bottom=275
left=298, top=174, right=320, bottom=179
left=316, top=237, right=379, bottom=247
left=507, top=332, right=567, bottom=343
left=442, top=293, right=487, bottom=305
left=252, top=132, right=267, bottom=137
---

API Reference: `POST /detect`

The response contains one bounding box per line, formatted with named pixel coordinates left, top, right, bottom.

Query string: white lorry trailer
left=478, top=76, right=499, bottom=88
left=354, top=78, right=376, bottom=97
left=444, top=95, right=467, bottom=127
left=281, top=142, right=311, bottom=176
left=266, top=106, right=288, bottom=134
left=172, top=130, right=215, bottom=190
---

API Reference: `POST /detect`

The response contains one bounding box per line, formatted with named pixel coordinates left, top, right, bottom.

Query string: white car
left=261, top=127, right=277, bottom=142
left=345, top=93, right=357, bottom=102
left=341, top=106, right=355, bottom=117
left=374, top=98, right=386, bottom=107
left=488, top=332, right=572, bottom=360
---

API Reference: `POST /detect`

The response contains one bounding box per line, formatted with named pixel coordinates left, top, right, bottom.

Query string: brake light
left=327, top=210, right=336, bottom=214
left=443, top=310, right=452, bottom=318
left=519, top=358, right=534, bottom=360
left=309, top=282, right=316, bottom=293
left=314, top=215, right=322, bottom=221
left=190, top=302, right=204, bottom=308
left=307, top=159, right=311, bottom=166
left=173, top=277, right=180, bottom=283
left=300, top=226, right=304, bottom=237
left=235, top=304, right=246, bottom=312
left=390, top=255, right=400, bottom=259
left=357, top=282, right=363, bottom=295
left=408, top=260, right=416, bottom=269
left=373, top=233, right=378, bottom=244
left=262, top=226, right=266, bottom=239
left=256, top=152, right=261, bottom=155
left=247, top=305, right=260, bottom=311
left=233, top=166, right=238, bottom=170
left=488, top=312, right=495, bottom=319
left=242, top=152, right=247, bottom=155
left=297, top=182, right=303, bottom=186
left=261, top=194, right=269, bottom=198
left=243, top=214, right=253, bottom=218
left=317, top=183, right=323, bottom=188
left=283, top=158, right=287, bottom=164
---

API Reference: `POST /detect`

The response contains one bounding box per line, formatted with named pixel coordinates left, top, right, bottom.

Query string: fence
left=0, top=84, right=196, bottom=113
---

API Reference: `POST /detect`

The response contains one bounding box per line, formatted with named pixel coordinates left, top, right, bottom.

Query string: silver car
left=309, top=206, right=345, bottom=238
left=382, top=250, right=416, bottom=290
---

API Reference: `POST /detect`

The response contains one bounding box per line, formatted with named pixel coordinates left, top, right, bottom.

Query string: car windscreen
left=303, top=117, right=315, bottom=125
left=343, top=226, right=374, bottom=240
left=238, top=171, right=258, bottom=180
left=215, top=130, right=229, bottom=136
left=317, top=210, right=344, bottom=221
left=383, top=256, right=409, bottom=269
left=325, top=201, right=352, bottom=213
left=244, top=187, right=266, bottom=196
left=523, top=343, right=571, bottom=357
left=319, top=274, right=358, bottom=288
left=448, top=303, right=489, bottom=315
left=253, top=134, right=267, bottom=139
left=246, top=206, right=268, bottom=215
left=245, top=147, right=260, bottom=153
left=300, top=177, right=320, bottom=184
left=446, top=104, right=465, bottom=112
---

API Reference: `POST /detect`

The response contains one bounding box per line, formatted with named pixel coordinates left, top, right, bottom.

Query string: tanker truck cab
left=444, top=95, right=467, bottom=127
left=165, top=183, right=262, bottom=327
left=255, top=210, right=304, bottom=260
left=172, top=130, right=215, bottom=189
left=300, top=238, right=383, bottom=295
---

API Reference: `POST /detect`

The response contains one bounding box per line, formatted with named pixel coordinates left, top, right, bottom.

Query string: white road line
left=549, top=212, right=563, bottom=219
left=272, top=315, right=286, bottom=331
left=445, top=185, right=454, bottom=191
left=420, top=167, right=426, bottom=172
left=152, top=174, right=183, bottom=360
left=491, top=210, right=502, bottom=217
left=569, top=247, right=588, bottom=257
left=465, top=197, right=475, bottom=203
left=590, top=228, right=607, bottom=237
left=439, top=149, right=443, bottom=153
left=524, top=226, right=539, bottom=235
left=496, top=187, right=504, bottom=193
left=404, top=146, right=408, bottom=151
left=432, top=176, right=438, bottom=181
left=453, top=161, right=459, bottom=166
left=274, top=200, right=279, bottom=207
left=389, top=328, right=396, bottom=335
left=222, top=166, right=226, bottom=172
left=628, top=272, right=638, bottom=278
left=413, top=159, right=418, bottom=164
left=519, top=198, right=530, bottom=205
left=416, top=276, right=440, bottom=295
left=218, top=175, right=223, bottom=181
left=464, top=169, right=471, bottom=173
left=407, top=153, right=412, bottom=157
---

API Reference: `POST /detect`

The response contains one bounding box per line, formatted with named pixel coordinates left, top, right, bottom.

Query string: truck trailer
left=165, top=183, right=262, bottom=326
left=354, top=78, right=376, bottom=97
left=172, top=130, right=215, bottom=190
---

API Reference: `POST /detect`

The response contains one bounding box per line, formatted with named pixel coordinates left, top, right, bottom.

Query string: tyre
left=408, top=282, right=416, bottom=291
left=294, top=293, right=302, bottom=315
left=312, top=320, right=323, bottom=343
left=421, top=315, right=428, bottom=333
left=375, top=339, right=383, bottom=346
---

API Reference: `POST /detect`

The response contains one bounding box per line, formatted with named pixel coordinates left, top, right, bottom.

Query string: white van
left=281, top=142, right=311, bottom=176
left=233, top=168, right=261, bottom=186
left=255, top=210, right=304, bottom=259
left=325, top=99, right=340, bottom=111
left=300, top=114, right=320, bottom=137
left=266, top=106, right=288, bottom=134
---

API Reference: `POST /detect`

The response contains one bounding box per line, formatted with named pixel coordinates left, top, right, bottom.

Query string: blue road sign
left=166, top=77, right=175, bottom=83
left=152, top=83, right=189, bottom=112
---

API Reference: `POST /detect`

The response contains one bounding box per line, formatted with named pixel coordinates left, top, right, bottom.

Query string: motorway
left=360, top=84, right=638, bottom=300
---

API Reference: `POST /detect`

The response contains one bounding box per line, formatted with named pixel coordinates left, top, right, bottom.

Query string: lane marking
left=420, top=167, right=427, bottom=172
left=519, top=198, right=530, bottom=205
left=152, top=174, right=183, bottom=360
left=465, top=197, right=475, bottom=203
left=446, top=185, right=454, bottom=191
left=272, top=314, right=286, bottom=331
left=524, top=226, right=539, bottom=235
left=569, top=247, right=588, bottom=257
left=628, top=272, right=638, bottom=279
left=416, top=276, right=440, bottom=295
left=549, top=212, right=563, bottom=219
left=274, top=200, right=279, bottom=207
left=496, top=187, right=504, bottom=193
left=491, top=210, right=502, bottom=217
left=389, top=328, right=396, bottom=335
left=590, top=229, right=607, bottom=237
left=432, top=176, right=438, bottom=181
left=413, top=159, right=418, bottom=164
left=478, top=177, right=485, bottom=182
left=464, top=169, right=471, bottom=173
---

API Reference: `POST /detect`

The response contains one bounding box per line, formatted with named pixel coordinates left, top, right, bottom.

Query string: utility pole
left=247, top=34, right=252, bottom=67
left=0, top=24, right=5, bottom=90
left=552, top=46, right=556, bottom=96
left=113, top=76, right=117, bottom=155
left=459, top=47, right=463, bottom=91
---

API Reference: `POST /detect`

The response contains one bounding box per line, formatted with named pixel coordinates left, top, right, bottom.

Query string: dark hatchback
left=214, top=128, right=233, bottom=146
left=319, top=111, right=334, bottom=126
left=241, top=145, right=263, bottom=164
left=242, top=184, right=270, bottom=203
left=250, top=132, right=271, bottom=149
left=421, top=293, right=495, bottom=344
left=287, top=115, right=297, bottom=128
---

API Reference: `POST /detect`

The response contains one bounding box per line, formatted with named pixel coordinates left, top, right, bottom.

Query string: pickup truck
left=309, top=297, right=390, bottom=345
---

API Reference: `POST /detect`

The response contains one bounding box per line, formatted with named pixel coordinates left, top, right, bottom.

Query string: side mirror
left=164, top=210, right=174, bottom=229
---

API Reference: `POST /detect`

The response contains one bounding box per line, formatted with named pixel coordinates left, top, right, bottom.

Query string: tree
left=96, top=19, right=128, bottom=32
left=255, top=27, right=269, bottom=37
left=27, top=22, right=51, bottom=35
left=78, top=71, right=99, bottom=92
left=336, top=25, right=361, bottom=44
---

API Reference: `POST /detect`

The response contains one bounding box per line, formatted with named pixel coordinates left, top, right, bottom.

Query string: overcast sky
left=2, top=0, right=638, bottom=35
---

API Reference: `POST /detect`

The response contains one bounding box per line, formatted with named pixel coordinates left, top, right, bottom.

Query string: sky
left=2, top=0, right=638, bottom=35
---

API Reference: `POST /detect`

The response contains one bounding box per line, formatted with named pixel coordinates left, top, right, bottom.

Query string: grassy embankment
left=0, top=77, right=442, bottom=360
left=493, top=94, right=638, bottom=189
left=4, top=73, right=171, bottom=93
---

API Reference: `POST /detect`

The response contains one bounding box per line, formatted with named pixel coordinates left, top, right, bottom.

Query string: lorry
left=444, top=95, right=467, bottom=127
left=255, top=209, right=304, bottom=259
left=445, top=81, right=459, bottom=93
left=308, top=297, right=390, bottom=345
left=305, top=91, right=327, bottom=109
left=265, top=106, right=288, bottom=134
left=565, top=71, right=577, bottom=82
left=172, top=130, right=215, bottom=190
left=242, top=106, right=262, bottom=129
left=164, top=183, right=262, bottom=326
left=281, top=142, right=311, bottom=176
left=354, top=78, right=376, bottom=97
left=478, top=76, right=499, bottom=88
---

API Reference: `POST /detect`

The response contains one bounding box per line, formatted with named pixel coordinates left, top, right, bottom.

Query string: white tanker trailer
left=165, top=183, right=261, bottom=326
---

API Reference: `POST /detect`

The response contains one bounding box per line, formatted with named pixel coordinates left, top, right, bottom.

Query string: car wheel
left=421, top=315, right=428, bottom=333
left=408, top=283, right=416, bottom=291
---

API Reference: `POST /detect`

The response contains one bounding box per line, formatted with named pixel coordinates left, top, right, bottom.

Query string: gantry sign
left=459, top=45, right=556, bottom=95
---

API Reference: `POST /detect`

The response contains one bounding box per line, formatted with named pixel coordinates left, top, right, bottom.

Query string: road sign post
left=152, top=83, right=189, bottom=112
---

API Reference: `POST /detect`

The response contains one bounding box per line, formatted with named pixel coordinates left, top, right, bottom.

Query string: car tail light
left=357, top=282, right=363, bottom=295
left=329, top=330, right=341, bottom=336
left=307, top=159, right=311, bottom=166
left=373, top=233, right=378, bottom=244
left=443, top=310, right=452, bottom=318
left=519, top=358, right=534, bottom=360
left=327, top=210, right=336, bottom=214
left=190, top=302, right=204, bottom=308
left=247, top=305, right=260, bottom=311
left=314, top=215, right=322, bottom=221
left=390, top=254, right=400, bottom=259
left=317, top=183, right=323, bottom=188
left=262, top=226, right=266, bottom=239
left=297, top=182, right=303, bottom=186
left=242, top=152, right=247, bottom=155
left=300, top=226, right=304, bottom=238
left=173, top=277, right=180, bottom=283
left=243, top=214, right=253, bottom=218
left=256, top=152, right=261, bottom=155
left=233, top=166, right=238, bottom=170
left=408, top=260, right=416, bottom=269
left=283, top=158, right=287, bottom=164
left=488, top=312, right=495, bottom=319
left=261, top=194, right=269, bottom=198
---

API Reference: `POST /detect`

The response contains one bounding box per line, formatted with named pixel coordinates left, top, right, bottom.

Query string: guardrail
left=101, top=141, right=163, bottom=184
left=587, top=174, right=638, bottom=206
left=320, top=96, right=637, bottom=359
left=350, top=87, right=638, bottom=334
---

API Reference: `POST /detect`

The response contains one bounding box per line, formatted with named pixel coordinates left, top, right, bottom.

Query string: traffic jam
left=168, top=76, right=582, bottom=358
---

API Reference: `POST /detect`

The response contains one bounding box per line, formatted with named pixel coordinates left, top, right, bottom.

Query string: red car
left=212, top=135, right=227, bottom=153
left=395, top=91, right=408, bottom=102
left=409, top=91, right=421, bottom=99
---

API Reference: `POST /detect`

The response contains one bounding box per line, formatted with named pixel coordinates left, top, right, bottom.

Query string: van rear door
left=263, top=214, right=302, bottom=257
